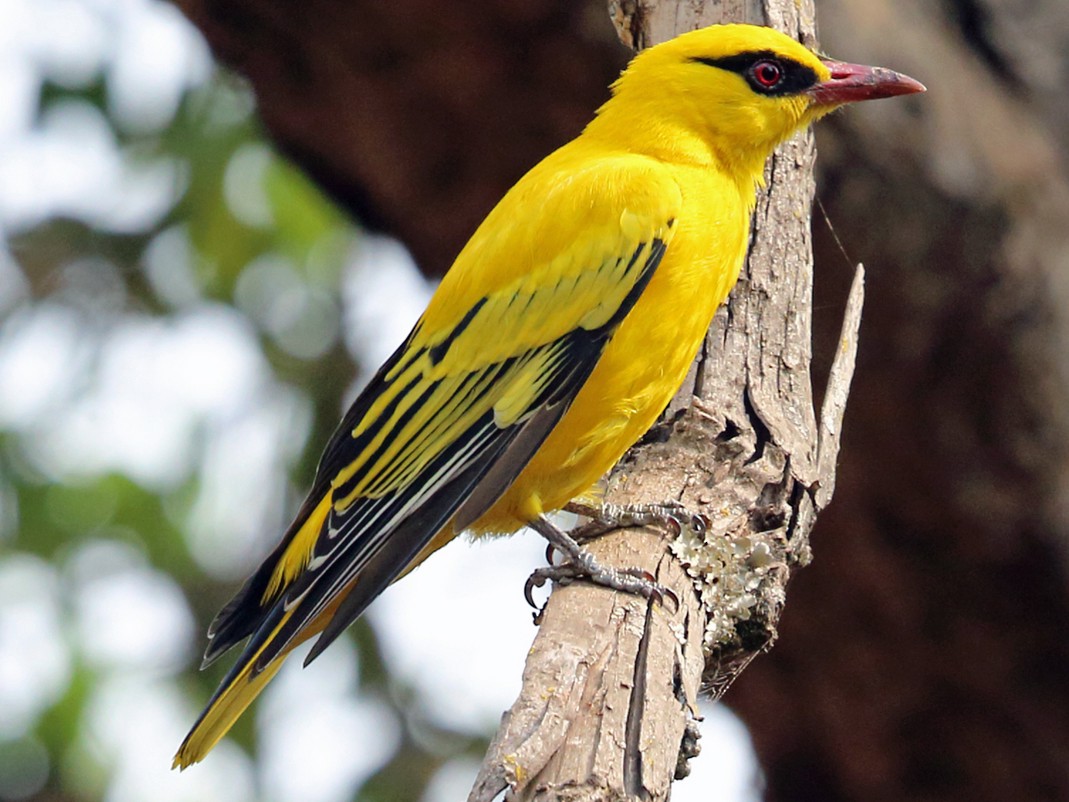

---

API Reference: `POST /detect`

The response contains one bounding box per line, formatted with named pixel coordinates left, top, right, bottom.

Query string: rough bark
left=170, top=0, right=1069, bottom=799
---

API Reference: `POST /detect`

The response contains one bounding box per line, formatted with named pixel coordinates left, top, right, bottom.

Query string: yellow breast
left=472, top=164, right=750, bottom=532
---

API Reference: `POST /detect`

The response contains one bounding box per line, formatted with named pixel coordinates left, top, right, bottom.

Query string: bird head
left=589, top=24, right=924, bottom=184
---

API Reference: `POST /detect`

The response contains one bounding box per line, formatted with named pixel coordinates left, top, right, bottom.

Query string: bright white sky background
left=0, top=1, right=762, bottom=800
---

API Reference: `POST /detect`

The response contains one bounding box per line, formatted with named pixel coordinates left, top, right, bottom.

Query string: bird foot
left=525, top=515, right=679, bottom=621
left=524, top=561, right=674, bottom=610
left=564, top=500, right=709, bottom=542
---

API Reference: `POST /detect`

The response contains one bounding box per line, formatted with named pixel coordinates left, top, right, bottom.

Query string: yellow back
left=419, top=25, right=830, bottom=340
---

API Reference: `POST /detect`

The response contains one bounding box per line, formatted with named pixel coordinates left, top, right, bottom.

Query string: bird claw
left=524, top=569, right=550, bottom=610
left=620, top=567, right=679, bottom=612
left=523, top=559, right=679, bottom=614
left=566, top=500, right=709, bottom=543
left=525, top=514, right=682, bottom=619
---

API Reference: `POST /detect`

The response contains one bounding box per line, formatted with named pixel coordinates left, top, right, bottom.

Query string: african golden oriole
left=174, top=23, right=923, bottom=767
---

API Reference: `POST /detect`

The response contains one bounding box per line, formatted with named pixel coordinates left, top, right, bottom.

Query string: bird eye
left=751, top=59, right=784, bottom=90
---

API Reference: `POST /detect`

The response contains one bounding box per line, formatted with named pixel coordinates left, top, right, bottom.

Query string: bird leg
left=563, top=500, right=709, bottom=543
left=524, top=514, right=678, bottom=613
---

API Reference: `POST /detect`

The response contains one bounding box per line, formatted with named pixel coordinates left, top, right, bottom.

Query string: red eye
left=752, top=60, right=783, bottom=89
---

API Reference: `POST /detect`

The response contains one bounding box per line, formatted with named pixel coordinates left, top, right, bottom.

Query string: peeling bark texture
left=172, top=0, right=1069, bottom=799
left=470, top=2, right=842, bottom=799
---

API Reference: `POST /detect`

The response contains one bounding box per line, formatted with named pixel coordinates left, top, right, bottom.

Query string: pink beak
left=808, top=59, right=926, bottom=105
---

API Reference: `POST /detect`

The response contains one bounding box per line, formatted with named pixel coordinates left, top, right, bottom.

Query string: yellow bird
left=174, top=23, right=922, bottom=767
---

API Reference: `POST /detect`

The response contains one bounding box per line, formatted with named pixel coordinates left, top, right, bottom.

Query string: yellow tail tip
left=172, top=724, right=222, bottom=771
left=172, top=621, right=291, bottom=769
left=171, top=751, right=195, bottom=771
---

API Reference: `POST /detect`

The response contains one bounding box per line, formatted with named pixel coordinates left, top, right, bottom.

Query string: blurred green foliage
left=0, top=28, right=487, bottom=802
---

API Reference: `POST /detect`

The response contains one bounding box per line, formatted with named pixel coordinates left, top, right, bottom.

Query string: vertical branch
left=470, top=1, right=859, bottom=800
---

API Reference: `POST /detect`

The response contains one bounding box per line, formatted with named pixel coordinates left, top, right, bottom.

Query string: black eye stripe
left=692, top=50, right=819, bottom=96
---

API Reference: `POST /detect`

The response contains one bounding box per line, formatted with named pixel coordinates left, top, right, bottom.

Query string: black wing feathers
left=208, top=234, right=669, bottom=678
left=202, top=327, right=423, bottom=665
left=201, top=485, right=329, bottom=667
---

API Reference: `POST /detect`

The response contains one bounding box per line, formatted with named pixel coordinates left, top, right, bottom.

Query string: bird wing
left=175, top=155, right=681, bottom=767
left=275, top=224, right=680, bottom=669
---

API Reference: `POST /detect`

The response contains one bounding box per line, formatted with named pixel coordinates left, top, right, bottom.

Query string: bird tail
left=172, top=607, right=296, bottom=770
